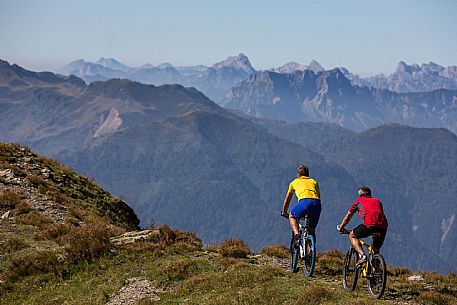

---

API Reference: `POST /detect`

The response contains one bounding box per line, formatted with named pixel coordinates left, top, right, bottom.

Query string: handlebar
left=281, top=211, right=289, bottom=219
left=337, top=225, right=350, bottom=235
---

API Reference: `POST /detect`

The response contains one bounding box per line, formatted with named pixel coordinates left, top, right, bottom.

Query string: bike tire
left=302, top=233, right=316, bottom=277
left=289, top=232, right=299, bottom=273
left=367, top=254, right=387, bottom=299
left=342, top=248, right=358, bottom=291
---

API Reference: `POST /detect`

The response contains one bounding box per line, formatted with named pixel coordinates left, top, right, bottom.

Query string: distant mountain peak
left=95, top=57, right=130, bottom=72
left=274, top=62, right=307, bottom=73
left=157, top=62, right=175, bottom=69
left=307, top=60, right=325, bottom=72
left=396, top=61, right=420, bottom=74
left=213, top=53, right=255, bottom=74
left=273, top=60, right=324, bottom=74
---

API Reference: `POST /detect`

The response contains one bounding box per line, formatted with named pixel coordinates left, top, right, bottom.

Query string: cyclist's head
left=297, top=164, right=309, bottom=177
left=358, top=186, right=372, bottom=197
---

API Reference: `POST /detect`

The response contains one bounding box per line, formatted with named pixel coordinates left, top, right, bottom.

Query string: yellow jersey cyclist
left=281, top=164, right=321, bottom=247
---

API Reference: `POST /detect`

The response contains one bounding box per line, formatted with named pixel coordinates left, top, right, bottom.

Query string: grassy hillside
left=1, top=226, right=456, bottom=305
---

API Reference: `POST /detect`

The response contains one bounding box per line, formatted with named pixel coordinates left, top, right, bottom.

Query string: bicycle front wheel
left=302, top=233, right=316, bottom=276
left=367, top=254, right=387, bottom=299
left=342, top=248, right=358, bottom=291
left=289, top=233, right=299, bottom=273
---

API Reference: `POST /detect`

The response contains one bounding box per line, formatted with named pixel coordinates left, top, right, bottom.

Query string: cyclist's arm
left=315, top=182, right=321, bottom=199
left=282, top=192, right=294, bottom=214
left=339, top=211, right=354, bottom=231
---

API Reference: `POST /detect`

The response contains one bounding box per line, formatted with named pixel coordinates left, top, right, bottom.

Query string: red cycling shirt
left=349, top=196, right=388, bottom=228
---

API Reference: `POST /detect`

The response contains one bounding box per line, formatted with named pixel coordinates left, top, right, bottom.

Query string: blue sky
left=1, top=0, right=456, bottom=76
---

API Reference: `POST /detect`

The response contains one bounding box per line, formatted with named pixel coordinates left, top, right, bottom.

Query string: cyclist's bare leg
left=349, top=231, right=365, bottom=256
left=289, top=214, right=299, bottom=235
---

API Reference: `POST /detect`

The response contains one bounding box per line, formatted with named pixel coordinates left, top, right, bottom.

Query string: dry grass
left=26, top=174, right=48, bottom=190
left=317, top=248, right=344, bottom=265
left=160, top=259, right=197, bottom=281
left=0, top=189, right=26, bottom=208
left=293, top=286, right=334, bottom=305
left=149, top=225, right=202, bottom=250
left=419, top=291, right=454, bottom=305
left=62, top=217, right=113, bottom=262
left=16, top=211, right=53, bottom=226
left=259, top=244, right=289, bottom=258
left=1, top=237, right=29, bottom=254
left=13, top=201, right=33, bottom=215
left=35, top=223, right=73, bottom=242
left=5, top=251, right=61, bottom=282
left=219, top=239, right=251, bottom=258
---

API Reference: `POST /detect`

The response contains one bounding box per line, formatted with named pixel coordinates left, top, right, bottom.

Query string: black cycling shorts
left=352, top=224, right=387, bottom=249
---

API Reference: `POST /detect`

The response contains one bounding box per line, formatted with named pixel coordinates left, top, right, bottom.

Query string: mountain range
left=57, top=54, right=255, bottom=102
left=342, top=61, right=457, bottom=92
left=221, top=68, right=457, bottom=133
left=57, top=55, right=457, bottom=100
left=1, top=60, right=456, bottom=272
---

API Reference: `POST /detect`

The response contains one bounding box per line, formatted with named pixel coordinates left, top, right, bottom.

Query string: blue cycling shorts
left=290, top=198, right=322, bottom=229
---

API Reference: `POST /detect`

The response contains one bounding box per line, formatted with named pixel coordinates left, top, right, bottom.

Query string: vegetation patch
left=259, top=244, right=289, bottom=258
left=219, top=238, right=251, bottom=258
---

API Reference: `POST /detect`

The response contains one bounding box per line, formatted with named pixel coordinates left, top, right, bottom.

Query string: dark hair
left=297, top=164, right=309, bottom=177
left=358, top=186, right=372, bottom=197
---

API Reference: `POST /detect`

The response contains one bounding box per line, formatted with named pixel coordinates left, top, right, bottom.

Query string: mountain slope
left=318, top=124, right=457, bottom=271
left=59, top=109, right=358, bottom=250
left=221, top=69, right=457, bottom=133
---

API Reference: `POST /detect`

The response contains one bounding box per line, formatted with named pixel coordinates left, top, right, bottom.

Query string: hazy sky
left=1, top=0, right=456, bottom=76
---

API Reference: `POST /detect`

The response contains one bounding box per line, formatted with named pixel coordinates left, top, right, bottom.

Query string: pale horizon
left=1, top=0, right=456, bottom=77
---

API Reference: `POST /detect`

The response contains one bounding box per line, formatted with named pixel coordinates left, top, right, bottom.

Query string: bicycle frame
left=298, top=216, right=310, bottom=258
left=358, top=238, right=374, bottom=277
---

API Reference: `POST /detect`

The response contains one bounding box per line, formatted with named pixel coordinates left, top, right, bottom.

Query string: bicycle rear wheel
left=342, top=248, right=358, bottom=291
left=289, top=233, right=299, bottom=273
left=302, top=233, right=315, bottom=276
left=367, top=254, right=387, bottom=299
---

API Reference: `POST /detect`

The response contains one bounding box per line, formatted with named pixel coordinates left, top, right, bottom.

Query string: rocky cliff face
left=343, top=61, right=457, bottom=93
left=0, top=143, right=139, bottom=229
left=221, top=69, right=457, bottom=133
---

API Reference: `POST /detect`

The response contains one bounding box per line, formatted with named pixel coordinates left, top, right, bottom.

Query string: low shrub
left=149, top=225, right=202, bottom=250
left=36, top=223, right=72, bottom=242
left=389, top=265, right=412, bottom=277
left=160, top=259, right=196, bottom=281
left=219, top=239, right=251, bottom=258
left=0, top=189, right=26, bottom=208
left=27, top=174, right=48, bottom=190
left=16, top=211, right=52, bottom=226
left=63, top=217, right=113, bottom=263
left=5, top=251, right=61, bottom=282
left=14, top=201, right=33, bottom=215
left=259, top=244, right=289, bottom=258
left=317, top=249, right=344, bottom=265
left=203, top=244, right=219, bottom=253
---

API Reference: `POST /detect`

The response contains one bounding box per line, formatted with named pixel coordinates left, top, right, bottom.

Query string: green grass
left=4, top=239, right=456, bottom=305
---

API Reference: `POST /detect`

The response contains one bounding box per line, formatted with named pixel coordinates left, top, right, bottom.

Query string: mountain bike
left=337, top=226, right=387, bottom=299
left=282, top=213, right=316, bottom=276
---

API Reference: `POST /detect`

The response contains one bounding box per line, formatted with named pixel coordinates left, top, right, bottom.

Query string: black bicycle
left=282, top=213, right=316, bottom=276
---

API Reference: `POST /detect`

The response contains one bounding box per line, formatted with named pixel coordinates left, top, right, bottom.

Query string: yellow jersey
left=288, top=176, right=320, bottom=200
